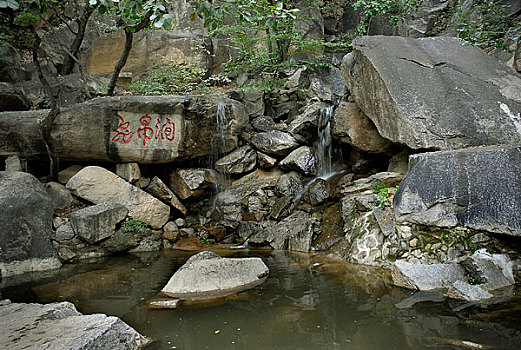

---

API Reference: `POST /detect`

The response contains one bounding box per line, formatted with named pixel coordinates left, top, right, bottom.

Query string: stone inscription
left=112, top=112, right=180, bottom=148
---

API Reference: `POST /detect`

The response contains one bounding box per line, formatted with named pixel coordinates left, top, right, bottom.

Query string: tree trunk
left=31, top=27, right=60, bottom=181
left=107, top=29, right=133, bottom=96
left=202, top=36, right=214, bottom=80
left=107, top=15, right=151, bottom=96
left=59, top=4, right=98, bottom=75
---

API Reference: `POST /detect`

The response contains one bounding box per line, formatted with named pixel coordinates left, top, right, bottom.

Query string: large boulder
left=394, top=145, right=521, bottom=236
left=161, top=251, right=269, bottom=300
left=0, top=172, right=61, bottom=276
left=0, top=95, right=248, bottom=163
left=342, top=36, right=521, bottom=150
left=0, top=300, right=148, bottom=349
left=66, top=166, right=170, bottom=229
left=15, top=73, right=108, bottom=109
left=69, top=203, right=128, bottom=244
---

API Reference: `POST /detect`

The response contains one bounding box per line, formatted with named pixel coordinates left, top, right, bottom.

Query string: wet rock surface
left=161, top=251, right=269, bottom=300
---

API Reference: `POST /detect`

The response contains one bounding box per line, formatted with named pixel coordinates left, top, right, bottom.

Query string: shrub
left=129, top=60, right=214, bottom=95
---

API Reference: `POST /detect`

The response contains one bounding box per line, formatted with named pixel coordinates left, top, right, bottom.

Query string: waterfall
left=205, top=103, right=230, bottom=216
left=316, top=106, right=334, bottom=176
left=211, top=103, right=228, bottom=162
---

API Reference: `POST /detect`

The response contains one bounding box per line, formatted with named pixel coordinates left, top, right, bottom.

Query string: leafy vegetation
left=352, top=0, right=424, bottom=35
left=122, top=219, right=149, bottom=234
left=129, top=60, right=211, bottom=95
left=191, top=0, right=349, bottom=90
left=372, top=181, right=399, bottom=208
left=455, top=0, right=515, bottom=50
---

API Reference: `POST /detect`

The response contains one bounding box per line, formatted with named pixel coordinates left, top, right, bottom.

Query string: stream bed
left=1, top=249, right=521, bottom=349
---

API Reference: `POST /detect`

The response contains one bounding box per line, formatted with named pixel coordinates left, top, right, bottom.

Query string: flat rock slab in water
left=0, top=300, right=148, bottom=350
left=161, top=251, right=269, bottom=300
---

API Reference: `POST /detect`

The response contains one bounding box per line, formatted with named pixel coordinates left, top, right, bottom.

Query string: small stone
left=409, top=238, right=418, bottom=248
left=53, top=217, right=68, bottom=229
left=180, top=228, right=194, bottom=237
left=134, top=177, right=151, bottom=189
left=399, top=226, right=412, bottom=239
left=116, top=163, right=141, bottom=183
left=148, top=299, right=181, bottom=309
left=432, top=243, right=442, bottom=250
left=175, top=218, right=186, bottom=227
left=55, top=223, right=75, bottom=242
left=425, top=244, right=432, bottom=250
left=5, top=156, right=25, bottom=172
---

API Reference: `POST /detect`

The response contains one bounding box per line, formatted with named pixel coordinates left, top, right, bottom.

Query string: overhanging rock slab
left=0, top=95, right=247, bottom=163
left=343, top=36, right=521, bottom=150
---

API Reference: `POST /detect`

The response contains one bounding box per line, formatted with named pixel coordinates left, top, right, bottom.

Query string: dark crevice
left=398, top=57, right=446, bottom=69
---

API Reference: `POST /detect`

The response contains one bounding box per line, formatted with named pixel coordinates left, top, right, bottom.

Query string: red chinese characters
left=112, top=113, right=176, bottom=147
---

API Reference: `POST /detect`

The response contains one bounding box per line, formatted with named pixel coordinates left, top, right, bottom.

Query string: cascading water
left=206, top=103, right=230, bottom=217
left=316, top=106, right=334, bottom=176
left=288, top=106, right=341, bottom=214
left=210, top=103, right=228, bottom=166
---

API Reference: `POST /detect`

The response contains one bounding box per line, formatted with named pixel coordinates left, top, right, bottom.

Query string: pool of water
left=1, top=249, right=521, bottom=349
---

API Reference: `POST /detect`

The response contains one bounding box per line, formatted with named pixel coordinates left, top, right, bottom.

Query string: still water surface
left=1, top=249, right=521, bottom=350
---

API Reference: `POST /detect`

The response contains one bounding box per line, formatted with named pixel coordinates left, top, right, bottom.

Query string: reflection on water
left=1, top=250, right=521, bottom=350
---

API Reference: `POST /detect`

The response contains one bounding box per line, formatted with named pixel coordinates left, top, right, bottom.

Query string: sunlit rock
left=251, top=131, right=299, bottom=156
left=0, top=301, right=148, bottom=349
left=343, top=36, right=521, bottom=150
left=66, top=166, right=169, bottom=229
left=161, top=251, right=269, bottom=300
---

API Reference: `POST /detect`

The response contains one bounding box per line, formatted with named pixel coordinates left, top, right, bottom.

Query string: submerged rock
left=161, top=251, right=269, bottom=300
left=0, top=300, right=149, bottom=349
